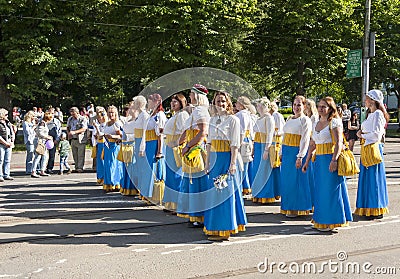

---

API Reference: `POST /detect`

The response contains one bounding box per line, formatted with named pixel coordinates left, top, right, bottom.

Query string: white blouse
left=146, top=111, right=167, bottom=136
left=253, top=115, right=275, bottom=145
left=272, top=111, right=285, bottom=136
left=164, top=111, right=190, bottom=135
left=283, top=115, right=312, bottom=158
left=184, top=105, right=210, bottom=130
left=312, top=117, right=342, bottom=144
left=91, top=120, right=107, bottom=146
left=134, top=111, right=150, bottom=153
left=361, top=110, right=386, bottom=145
left=103, top=121, right=123, bottom=136
left=122, top=120, right=137, bottom=141
left=235, top=109, right=253, bottom=136
left=207, top=114, right=240, bottom=148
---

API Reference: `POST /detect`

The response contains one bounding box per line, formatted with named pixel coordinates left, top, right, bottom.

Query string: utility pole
left=361, top=0, right=371, bottom=106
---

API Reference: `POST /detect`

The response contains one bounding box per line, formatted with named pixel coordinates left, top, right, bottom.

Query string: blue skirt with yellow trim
left=163, top=146, right=183, bottom=209
left=136, top=139, right=165, bottom=199
left=251, top=142, right=279, bottom=203
left=280, top=145, right=313, bottom=214
left=203, top=151, right=247, bottom=235
left=96, top=142, right=104, bottom=184
left=120, top=145, right=139, bottom=195
left=355, top=144, right=389, bottom=216
left=312, top=154, right=352, bottom=227
left=103, top=142, right=123, bottom=191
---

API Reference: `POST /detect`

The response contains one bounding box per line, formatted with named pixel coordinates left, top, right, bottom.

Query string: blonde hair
left=196, top=93, right=209, bottom=107
left=305, top=99, right=318, bottom=118
left=107, top=105, right=119, bottom=121
left=0, top=108, right=8, bottom=121
left=270, top=102, right=279, bottom=112
left=24, top=110, right=36, bottom=121
left=134, top=95, right=147, bottom=111
left=237, top=96, right=252, bottom=111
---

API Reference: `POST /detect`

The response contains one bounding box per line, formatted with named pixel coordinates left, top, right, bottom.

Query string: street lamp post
left=361, top=0, right=371, bottom=106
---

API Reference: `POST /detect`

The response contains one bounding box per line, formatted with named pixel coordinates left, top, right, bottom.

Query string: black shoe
left=45, top=170, right=54, bottom=174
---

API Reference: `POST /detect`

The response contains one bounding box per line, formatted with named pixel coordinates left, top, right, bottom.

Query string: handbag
left=269, top=127, right=282, bottom=168
left=151, top=162, right=165, bottom=205
left=329, top=122, right=359, bottom=176
left=240, top=140, right=253, bottom=163
left=360, top=140, right=382, bottom=168
left=117, top=142, right=134, bottom=163
left=171, top=114, right=183, bottom=168
left=35, top=140, right=46, bottom=155
left=182, top=145, right=206, bottom=173
left=172, top=145, right=183, bottom=168
left=91, top=145, right=97, bottom=159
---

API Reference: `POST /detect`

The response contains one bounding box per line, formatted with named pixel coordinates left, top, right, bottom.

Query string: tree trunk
left=296, top=61, right=306, bottom=96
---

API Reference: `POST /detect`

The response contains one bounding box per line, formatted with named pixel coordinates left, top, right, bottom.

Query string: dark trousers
left=46, top=146, right=56, bottom=171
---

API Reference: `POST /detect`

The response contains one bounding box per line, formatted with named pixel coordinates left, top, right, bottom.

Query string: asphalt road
left=0, top=138, right=399, bottom=278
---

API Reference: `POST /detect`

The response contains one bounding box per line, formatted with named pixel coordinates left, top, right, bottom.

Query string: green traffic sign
left=346, top=49, right=362, bottom=78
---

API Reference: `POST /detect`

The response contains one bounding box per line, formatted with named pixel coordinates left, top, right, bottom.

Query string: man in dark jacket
left=45, top=107, right=62, bottom=174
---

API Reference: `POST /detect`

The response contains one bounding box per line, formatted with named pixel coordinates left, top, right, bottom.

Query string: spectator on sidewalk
left=58, top=132, right=71, bottom=175
left=0, top=108, right=15, bottom=181
left=45, top=107, right=62, bottom=174
left=31, top=112, right=53, bottom=178
left=22, top=111, right=37, bottom=175
left=342, top=103, right=351, bottom=137
left=67, top=107, right=88, bottom=173
left=54, top=107, right=63, bottom=123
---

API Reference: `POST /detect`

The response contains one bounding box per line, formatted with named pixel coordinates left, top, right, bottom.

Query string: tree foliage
left=0, top=0, right=399, bottom=111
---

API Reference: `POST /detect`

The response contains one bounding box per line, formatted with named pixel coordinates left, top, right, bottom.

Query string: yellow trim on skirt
left=165, top=134, right=180, bottom=144
left=354, top=207, right=388, bottom=216
left=312, top=220, right=349, bottom=229
left=203, top=225, right=246, bottom=237
left=103, top=184, right=121, bottom=192
left=252, top=196, right=280, bottom=204
left=210, top=140, right=231, bottom=152
left=281, top=209, right=312, bottom=216
left=282, top=133, right=301, bottom=147
left=254, top=132, right=267, bottom=143
left=315, top=143, right=334, bottom=155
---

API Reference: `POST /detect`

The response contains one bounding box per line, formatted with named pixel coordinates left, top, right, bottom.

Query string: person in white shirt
left=163, top=94, right=190, bottom=213
left=131, top=96, right=151, bottom=200
left=302, top=97, right=352, bottom=231
left=235, top=96, right=254, bottom=195
left=92, top=107, right=108, bottom=185
left=177, top=84, right=210, bottom=228
left=203, top=91, right=247, bottom=241
left=280, top=95, right=313, bottom=218
left=137, top=94, right=167, bottom=202
left=251, top=97, right=279, bottom=204
left=102, top=106, right=123, bottom=192
left=355, top=89, right=390, bottom=219
left=119, top=100, right=140, bottom=196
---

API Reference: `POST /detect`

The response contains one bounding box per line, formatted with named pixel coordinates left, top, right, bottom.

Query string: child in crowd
left=58, top=132, right=71, bottom=175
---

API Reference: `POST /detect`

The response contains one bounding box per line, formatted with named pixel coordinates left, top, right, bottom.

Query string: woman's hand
left=182, top=145, right=190, bottom=155
left=329, top=160, right=338, bottom=172
left=295, top=157, right=302, bottom=169
left=229, top=163, right=237, bottom=175
left=262, top=149, right=269, bottom=161
left=356, top=130, right=362, bottom=139
left=302, top=161, right=308, bottom=173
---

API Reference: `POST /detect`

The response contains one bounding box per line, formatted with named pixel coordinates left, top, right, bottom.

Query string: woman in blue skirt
left=119, top=100, right=139, bottom=196
left=204, top=91, right=247, bottom=241
left=102, top=106, right=123, bottom=192
left=177, top=84, right=210, bottom=228
left=280, top=95, right=313, bottom=217
left=355, top=89, right=389, bottom=219
left=303, top=97, right=352, bottom=231
left=92, top=107, right=107, bottom=185
left=235, top=96, right=254, bottom=195
left=251, top=97, right=279, bottom=204
left=163, top=94, right=189, bottom=212
left=136, top=94, right=166, bottom=203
